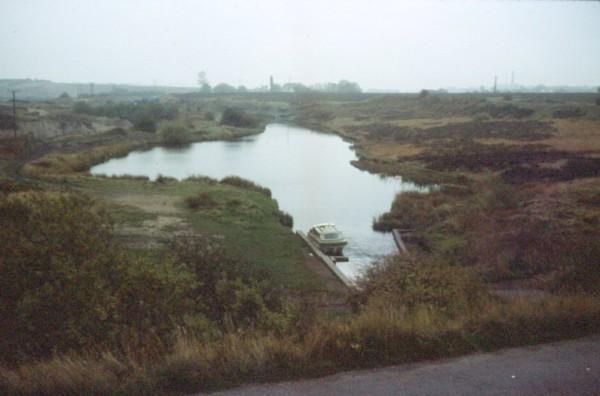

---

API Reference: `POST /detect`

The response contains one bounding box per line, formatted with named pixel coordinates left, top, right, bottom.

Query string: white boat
left=307, top=223, right=348, bottom=258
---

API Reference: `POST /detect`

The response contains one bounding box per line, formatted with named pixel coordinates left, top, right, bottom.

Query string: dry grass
left=2, top=294, right=599, bottom=395
left=543, top=119, right=600, bottom=152
left=364, top=143, right=424, bottom=160
left=474, top=137, right=541, bottom=146
left=23, top=141, right=144, bottom=179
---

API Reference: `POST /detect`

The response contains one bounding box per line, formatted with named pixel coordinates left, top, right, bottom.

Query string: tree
left=336, top=80, right=361, bottom=93
left=213, top=83, right=237, bottom=93
left=200, top=83, right=212, bottom=94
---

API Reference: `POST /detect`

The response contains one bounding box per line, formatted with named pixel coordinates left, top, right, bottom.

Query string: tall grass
left=23, top=142, right=146, bottom=179
left=220, top=176, right=272, bottom=198
left=2, top=294, right=599, bottom=395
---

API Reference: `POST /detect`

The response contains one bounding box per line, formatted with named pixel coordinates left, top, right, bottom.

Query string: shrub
left=162, top=234, right=294, bottom=329
left=552, top=108, right=586, bottom=119
left=0, top=192, right=195, bottom=362
left=134, top=117, right=156, bottom=133
left=72, top=100, right=178, bottom=124
left=154, top=174, right=176, bottom=184
left=220, top=108, right=259, bottom=128
left=184, top=175, right=218, bottom=184
left=185, top=192, right=218, bottom=210
left=158, top=122, right=190, bottom=146
left=353, top=254, right=490, bottom=315
left=277, top=210, right=294, bottom=228
left=220, top=176, right=271, bottom=198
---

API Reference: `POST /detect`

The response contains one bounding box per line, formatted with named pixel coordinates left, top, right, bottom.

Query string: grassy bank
left=64, top=175, right=318, bottom=292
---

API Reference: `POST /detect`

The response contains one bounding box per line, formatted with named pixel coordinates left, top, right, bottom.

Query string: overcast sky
left=1, top=0, right=599, bottom=91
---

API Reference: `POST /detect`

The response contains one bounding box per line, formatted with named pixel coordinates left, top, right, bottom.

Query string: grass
left=23, top=141, right=147, bottom=179
left=2, top=294, right=599, bottom=395
left=68, top=175, right=319, bottom=293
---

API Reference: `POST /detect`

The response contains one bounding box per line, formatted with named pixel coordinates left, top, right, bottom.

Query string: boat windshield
left=323, top=232, right=341, bottom=240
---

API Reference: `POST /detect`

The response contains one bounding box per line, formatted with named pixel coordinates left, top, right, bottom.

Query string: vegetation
left=220, top=175, right=271, bottom=197
left=220, top=107, right=260, bottom=128
left=22, top=141, right=147, bottom=179
left=1, top=251, right=599, bottom=395
left=1, top=91, right=600, bottom=394
left=73, top=100, right=178, bottom=132
left=157, top=122, right=191, bottom=146
left=0, top=190, right=305, bottom=367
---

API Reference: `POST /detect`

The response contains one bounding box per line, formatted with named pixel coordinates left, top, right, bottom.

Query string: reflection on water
left=91, top=124, right=426, bottom=279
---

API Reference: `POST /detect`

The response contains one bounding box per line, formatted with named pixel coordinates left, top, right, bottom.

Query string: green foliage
left=158, top=122, right=190, bottom=146
left=213, top=83, right=237, bottom=93
left=162, top=234, right=293, bottom=330
left=72, top=100, right=178, bottom=127
left=185, top=191, right=219, bottom=210
left=354, top=254, right=490, bottom=315
left=134, top=117, right=156, bottom=133
left=204, top=111, right=215, bottom=121
left=72, top=101, right=92, bottom=113
left=220, top=176, right=271, bottom=198
left=220, top=107, right=260, bottom=128
left=199, top=83, right=212, bottom=94
left=277, top=210, right=294, bottom=228
left=0, top=192, right=194, bottom=362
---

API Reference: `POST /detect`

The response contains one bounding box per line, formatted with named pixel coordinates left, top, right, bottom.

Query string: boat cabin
left=307, top=223, right=347, bottom=257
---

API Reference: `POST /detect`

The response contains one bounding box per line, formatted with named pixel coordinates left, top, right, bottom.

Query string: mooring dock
left=297, top=231, right=353, bottom=288
left=392, top=228, right=409, bottom=254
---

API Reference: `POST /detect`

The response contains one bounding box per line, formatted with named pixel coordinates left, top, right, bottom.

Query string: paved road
left=206, top=336, right=600, bottom=396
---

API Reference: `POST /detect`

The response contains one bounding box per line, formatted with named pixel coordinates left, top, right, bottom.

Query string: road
left=205, top=335, right=600, bottom=396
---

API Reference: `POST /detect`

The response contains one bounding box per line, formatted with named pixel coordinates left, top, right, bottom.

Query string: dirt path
left=205, top=335, right=600, bottom=396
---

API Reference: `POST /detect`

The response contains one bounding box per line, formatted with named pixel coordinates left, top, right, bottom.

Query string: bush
left=162, top=234, right=293, bottom=329
left=185, top=192, right=218, bottom=210
left=353, top=254, right=490, bottom=315
left=0, top=192, right=195, bottom=362
left=552, top=108, right=586, bottom=119
left=134, top=117, right=157, bottom=133
left=277, top=210, right=294, bottom=228
left=72, top=100, right=178, bottom=125
left=220, top=108, right=260, bottom=128
left=158, top=122, right=190, bottom=146
left=220, top=176, right=271, bottom=198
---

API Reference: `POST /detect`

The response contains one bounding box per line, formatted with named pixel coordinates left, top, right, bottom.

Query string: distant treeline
left=199, top=79, right=362, bottom=94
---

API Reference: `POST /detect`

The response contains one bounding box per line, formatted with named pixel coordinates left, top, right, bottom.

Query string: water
left=91, top=124, right=425, bottom=279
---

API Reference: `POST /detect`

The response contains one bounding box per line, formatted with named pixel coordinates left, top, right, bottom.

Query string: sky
left=1, top=0, right=599, bottom=91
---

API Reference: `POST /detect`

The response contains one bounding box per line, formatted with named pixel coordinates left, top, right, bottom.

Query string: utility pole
left=493, top=76, right=498, bottom=94
left=11, top=90, right=17, bottom=139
